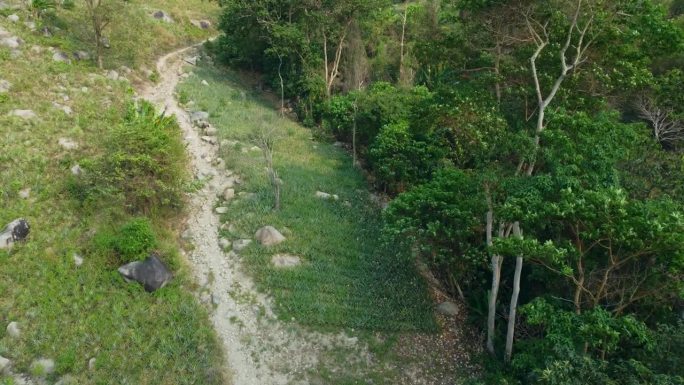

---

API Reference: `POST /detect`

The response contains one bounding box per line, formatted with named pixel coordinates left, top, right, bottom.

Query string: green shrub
left=111, top=218, right=157, bottom=263
left=369, top=121, right=446, bottom=193
left=73, top=101, right=188, bottom=214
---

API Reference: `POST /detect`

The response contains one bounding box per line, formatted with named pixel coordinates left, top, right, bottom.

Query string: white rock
left=233, top=239, right=252, bottom=251
left=215, top=207, right=229, bottom=214
left=218, top=238, right=231, bottom=250
left=88, top=357, right=96, bottom=371
left=0, top=36, right=21, bottom=49
left=19, top=188, right=30, bottom=199
left=201, top=136, right=217, bottom=144
left=0, top=79, right=10, bottom=93
left=73, top=253, right=84, bottom=267
left=222, top=188, right=235, bottom=201
left=255, top=226, right=286, bottom=246
left=271, top=254, right=301, bottom=268
left=71, top=164, right=83, bottom=175
left=0, top=355, right=9, bottom=373
left=436, top=301, right=459, bottom=317
left=58, top=137, right=78, bottom=150
left=8, top=109, right=37, bottom=119
left=315, top=191, right=339, bottom=200
left=106, top=70, right=119, bottom=80
left=6, top=322, right=20, bottom=338
left=30, top=358, right=55, bottom=377
left=201, top=80, right=209, bottom=86
left=7, top=14, right=18, bottom=22
left=52, top=51, right=70, bottom=63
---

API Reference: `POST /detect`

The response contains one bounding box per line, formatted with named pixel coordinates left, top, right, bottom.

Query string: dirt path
left=139, top=43, right=369, bottom=385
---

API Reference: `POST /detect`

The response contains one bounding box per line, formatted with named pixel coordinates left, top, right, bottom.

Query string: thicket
left=69, top=100, right=188, bottom=215
left=216, top=0, right=684, bottom=383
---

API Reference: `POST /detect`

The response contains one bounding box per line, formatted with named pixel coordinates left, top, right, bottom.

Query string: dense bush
left=71, top=101, right=187, bottom=215
left=369, top=121, right=446, bottom=193
left=110, top=218, right=157, bottom=263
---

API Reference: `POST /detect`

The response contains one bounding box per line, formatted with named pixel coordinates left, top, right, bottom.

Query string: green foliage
left=384, top=168, right=488, bottom=294
left=73, top=101, right=187, bottom=214
left=510, top=299, right=684, bottom=385
left=369, top=121, right=445, bottom=192
left=110, top=218, right=157, bottom=263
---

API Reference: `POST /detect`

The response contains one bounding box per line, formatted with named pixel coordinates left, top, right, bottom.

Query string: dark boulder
left=0, top=219, right=30, bottom=249
left=118, top=254, right=173, bottom=292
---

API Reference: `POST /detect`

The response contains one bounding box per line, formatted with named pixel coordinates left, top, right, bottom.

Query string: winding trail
left=138, top=43, right=366, bottom=385
left=140, top=42, right=285, bottom=385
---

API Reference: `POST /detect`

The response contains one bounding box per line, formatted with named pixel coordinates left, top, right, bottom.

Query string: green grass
left=177, top=64, right=438, bottom=333
left=0, top=1, right=226, bottom=384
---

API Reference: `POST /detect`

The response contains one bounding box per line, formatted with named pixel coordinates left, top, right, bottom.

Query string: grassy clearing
left=1, top=1, right=225, bottom=384
left=177, top=63, right=437, bottom=333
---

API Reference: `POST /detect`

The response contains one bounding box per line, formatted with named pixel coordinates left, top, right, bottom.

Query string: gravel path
left=139, top=43, right=367, bottom=385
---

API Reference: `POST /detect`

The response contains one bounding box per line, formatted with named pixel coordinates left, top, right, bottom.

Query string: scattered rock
left=52, top=51, right=71, bottom=63
left=249, top=146, right=261, bottom=152
left=215, top=206, right=229, bottom=214
left=118, top=254, right=173, bottom=292
left=190, top=19, right=211, bottom=29
left=73, top=253, right=84, bottom=267
left=233, top=239, right=252, bottom=251
left=88, top=358, right=96, bottom=371
left=204, top=125, right=218, bottom=136
left=190, top=111, right=209, bottom=123
left=436, top=301, right=459, bottom=317
left=0, top=36, right=24, bottom=49
left=0, top=79, right=10, bottom=93
left=152, top=10, right=174, bottom=23
left=0, top=355, right=10, bottom=374
left=58, top=137, right=78, bottom=150
left=271, top=254, right=301, bottom=268
left=73, top=50, right=90, bottom=61
left=30, top=358, right=55, bottom=377
left=255, top=226, right=286, bottom=246
left=24, top=21, right=35, bottom=31
left=315, top=191, right=339, bottom=200
left=201, top=79, right=209, bottom=86
left=106, top=70, right=119, bottom=80
left=6, top=321, right=20, bottom=338
left=8, top=109, right=37, bottom=120
left=100, top=36, right=110, bottom=48
left=222, top=188, right=235, bottom=201
left=218, top=238, right=231, bottom=250
left=0, top=219, right=30, bottom=250
left=0, top=1, right=9, bottom=10
left=70, top=164, right=82, bottom=176
left=19, top=188, right=30, bottom=199
left=55, top=375, right=76, bottom=385
left=6, top=14, right=18, bottom=22
left=201, top=136, right=217, bottom=145
left=40, top=26, right=52, bottom=37
left=119, top=66, right=132, bottom=74
left=53, top=103, right=73, bottom=115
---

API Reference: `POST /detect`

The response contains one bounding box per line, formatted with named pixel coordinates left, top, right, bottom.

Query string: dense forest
left=213, top=0, right=684, bottom=383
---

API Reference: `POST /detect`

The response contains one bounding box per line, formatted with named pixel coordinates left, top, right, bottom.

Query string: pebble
left=215, top=207, right=229, bottom=214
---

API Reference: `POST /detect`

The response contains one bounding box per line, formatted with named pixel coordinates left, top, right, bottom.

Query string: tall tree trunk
left=486, top=186, right=502, bottom=355
left=505, top=223, right=523, bottom=363
left=278, top=55, right=285, bottom=117
left=399, top=2, right=408, bottom=86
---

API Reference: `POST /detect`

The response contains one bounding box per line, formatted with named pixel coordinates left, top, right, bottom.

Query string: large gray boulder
left=118, top=254, right=173, bottom=292
left=0, top=219, right=30, bottom=249
left=0, top=36, right=21, bottom=49
left=255, top=226, right=286, bottom=246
